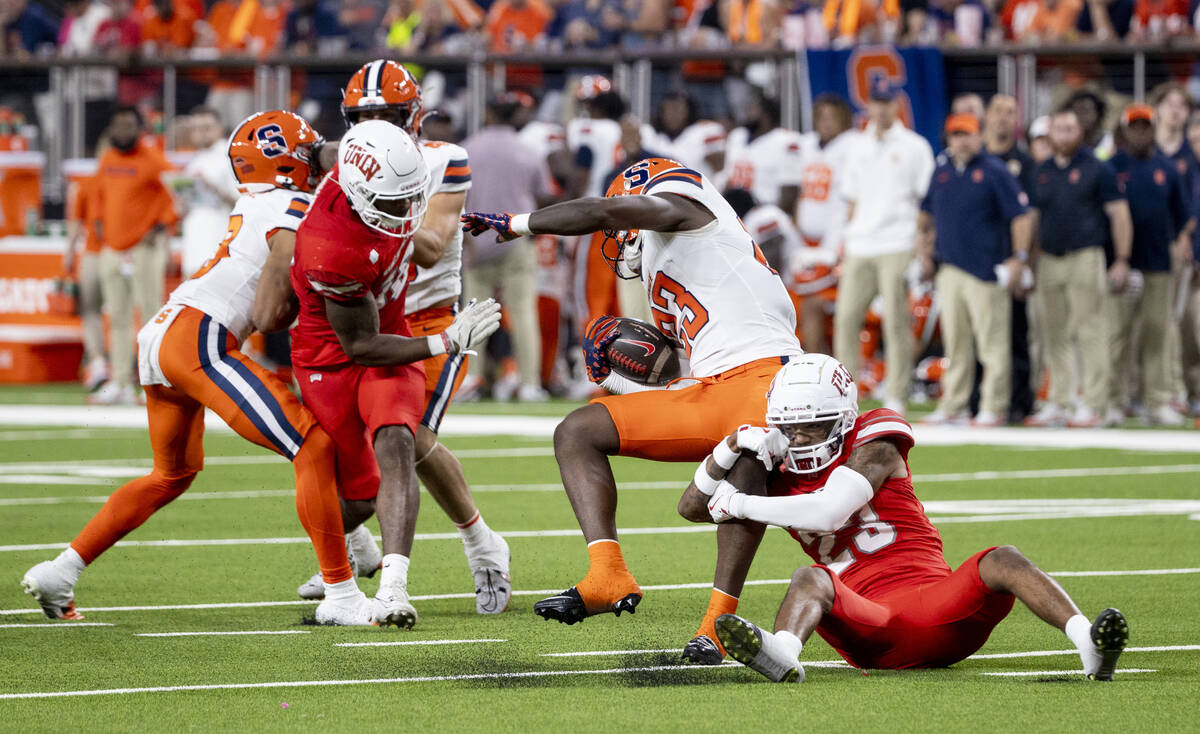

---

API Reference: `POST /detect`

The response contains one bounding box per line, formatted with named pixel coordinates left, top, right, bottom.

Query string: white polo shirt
left=839, top=122, right=935, bottom=258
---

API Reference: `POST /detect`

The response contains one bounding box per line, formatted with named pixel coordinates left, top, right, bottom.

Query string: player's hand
left=444, top=298, right=502, bottom=355
left=735, top=425, right=788, bottom=470
left=706, top=481, right=740, bottom=523
left=582, top=315, right=621, bottom=383
left=461, top=212, right=519, bottom=242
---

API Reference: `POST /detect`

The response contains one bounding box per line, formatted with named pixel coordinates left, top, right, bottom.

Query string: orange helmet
left=575, top=74, right=612, bottom=101
left=341, top=59, right=423, bottom=133
left=600, top=157, right=702, bottom=279
left=227, top=110, right=322, bottom=193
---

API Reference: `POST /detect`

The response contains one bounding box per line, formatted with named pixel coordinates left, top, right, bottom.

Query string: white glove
left=735, top=425, right=789, bottom=470
left=444, top=298, right=502, bottom=355
left=707, top=480, right=742, bottom=523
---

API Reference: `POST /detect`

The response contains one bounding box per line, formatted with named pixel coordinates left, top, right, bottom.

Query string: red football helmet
left=341, top=59, right=423, bottom=134
left=600, top=157, right=700, bottom=278
left=227, top=110, right=322, bottom=193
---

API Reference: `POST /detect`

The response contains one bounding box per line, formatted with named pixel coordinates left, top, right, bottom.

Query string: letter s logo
left=256, top=124, right=288, bottom=158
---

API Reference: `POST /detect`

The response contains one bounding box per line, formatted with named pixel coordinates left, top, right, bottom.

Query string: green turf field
left=1, top=390, right=1198, bottom=732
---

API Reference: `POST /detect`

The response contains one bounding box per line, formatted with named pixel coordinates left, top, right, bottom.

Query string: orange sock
left=695, top=588, right=739, bottom=654
left=70, top=470, right=196, bottom=564
left=293, top=428, right=353, bottom=584
left=576, top=539, right=641, bottom=613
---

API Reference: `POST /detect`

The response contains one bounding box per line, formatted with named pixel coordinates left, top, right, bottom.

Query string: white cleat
left=373, top=583, right=419, bottom=629
left=345, top=524, right=381, bottom=577
left=468, top=532, right=512, bottom=615
left=715, top=614, right=804, bottom=683
left=314, top=591, right=377, bottom=626
left=297, top=572, right=326, bottom=600
left=21, top=561, right=83, bottom=620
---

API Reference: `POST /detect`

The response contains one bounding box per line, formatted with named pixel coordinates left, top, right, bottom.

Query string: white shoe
left=1145, top=405, right=1186, bottom=427
left=1103, top=407, right=1125, bottom=427
left=882, top=398, right=906, bottom=416
left=21, top=561, right=83, bottom=620
left=1068, top=407, right=1102, bottom=428
left=971, top=410, right=1003, bottom=427
left=373, top=583, right=419, bottom=628
left=516, top=383, right=549, bottom=402
left=492, top=373, right=519, bottom=402
left=455, top=375, right=484, bottom=403
left=468, top=532, right=512, bottom=615
left=315, top=591, right=376, bottom=626
left=1025, top=403, right=1068, bottom=427
left=715, top=614, right=804, bottom=683
left=83, top=358, right=109, bottom=392
left=346, top=524, right=381, bottom=578
left=297, top=572, right=326, bottom=600
left=87, top=381, right=136, bottom=406
left=920, top=409, right=968, bottom=425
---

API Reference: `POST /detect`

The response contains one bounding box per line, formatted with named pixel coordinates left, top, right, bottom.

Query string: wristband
left=1014, top=250, right=1028, bottom=263
left=711, top=438, right=739, bottom=470
left=427, top=333, right=448, bottom=357
left=510, top=213, right=533, bottom=236
left=693, top=462, right=720, bottom=496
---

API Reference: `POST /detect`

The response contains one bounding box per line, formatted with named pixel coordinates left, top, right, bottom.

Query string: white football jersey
left=742, top=203, right=806, bottom=275
left=796, top=131, right=851, bottom=247
left=518, top=120, right=566, bottom=162
left=639, top=120, right=727, bottom=181
left=627, top=161, right=802, bottom=377
left=406, top=140, right=472, bottom=313
left=721, top=127, right=805, bottom=207
left=566, top=117, right=623, bottom=197
left=168, top=187, right=311, bottom=341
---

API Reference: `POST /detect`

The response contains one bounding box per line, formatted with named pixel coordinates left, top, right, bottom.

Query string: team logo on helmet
left=228, top=110, right=322, bottom=193
left=342, top=141, right=382, bottom=181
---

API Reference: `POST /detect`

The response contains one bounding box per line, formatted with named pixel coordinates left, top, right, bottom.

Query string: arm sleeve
left=1098, top=162, right=1125, bottom=202
left=1168, top=168, right=1189, bottom=237
left=439, top=145, right=472, bottom=193
left=992, top=164, right=1030, bottom=221
left=730, top=465, right=874, bottom=533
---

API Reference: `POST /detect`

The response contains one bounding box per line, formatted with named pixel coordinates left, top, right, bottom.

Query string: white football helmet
left=337, top=119, right=430, bottom=238
left=765, top=354, right=858, bottom=474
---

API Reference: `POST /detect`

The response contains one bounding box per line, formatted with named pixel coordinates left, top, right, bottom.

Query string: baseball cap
left=1122, top=103, right=1154, bottom=125
left=945, top=113, right=980, bottom=135
left=869, top=79, right=899, bottom=102
left=1028, top=115, right=1050, bottom=139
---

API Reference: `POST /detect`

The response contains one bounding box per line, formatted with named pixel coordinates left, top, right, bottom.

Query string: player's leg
left=23, top=385, right=203, bottom=619
left=682, top=520, right=766, bottom=664
left=977, top=545, right=1128, bottom=680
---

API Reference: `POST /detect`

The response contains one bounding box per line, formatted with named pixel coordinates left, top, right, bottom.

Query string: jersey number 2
left=800, top=501, right=896, bottom=575
left=190, top=214, right=244, bottom=280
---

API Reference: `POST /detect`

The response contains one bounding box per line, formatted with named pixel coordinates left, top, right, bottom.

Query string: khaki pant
left=1107, top=272, right=1171, bottom=411
left=99, top=231, right=168, bottom=387
left=78, top=252, right=105, bottom=363
left=935, top=265, right=1011, bottom=417
left=464, top=237, right=540, bottom=387
left=834, top=250, right=913, bottom=404
left=1036, top=247, right=1109, bottom=413
left=1181, top=267, right=1200, bottom=404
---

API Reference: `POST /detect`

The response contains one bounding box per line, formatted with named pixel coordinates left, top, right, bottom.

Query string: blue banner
left=805, top=46, right=947, bottom=149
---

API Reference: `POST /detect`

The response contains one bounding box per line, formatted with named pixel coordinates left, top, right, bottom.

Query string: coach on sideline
left=917, top=114, right=1033, bottom=427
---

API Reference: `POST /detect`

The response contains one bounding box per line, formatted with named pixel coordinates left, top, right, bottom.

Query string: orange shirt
left=141, top=3, right=200, bottom=50
left=485, top=0, right=551, bottom=51
left=68, top=175, right=104, bottom=254
left=96, top=143, right=176, bottom=251
left=1027, top=0, right=1082, bottom=38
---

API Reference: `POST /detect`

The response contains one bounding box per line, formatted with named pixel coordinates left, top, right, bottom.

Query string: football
left=605, top=317, right=682, bottom=386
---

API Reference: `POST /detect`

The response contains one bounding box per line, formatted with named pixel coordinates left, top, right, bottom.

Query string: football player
left=640, top=91, right=726, bottom=182
left=22, top=111, right=376, bottom=625
left=290, top=120, right=501, bottom=627
left=462, top=157, right=804, bottom=662
left=679, top=354, right=1129, bottom=682
left=721, top=94, right=804, bottom=214
left=295, top=60, right=513, bottom=615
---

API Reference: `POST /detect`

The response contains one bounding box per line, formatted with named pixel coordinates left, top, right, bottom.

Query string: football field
left=1, top=386, right=1198, bottom=732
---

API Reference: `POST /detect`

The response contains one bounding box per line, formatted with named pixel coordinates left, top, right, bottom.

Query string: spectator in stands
left=1002, top=0, right=1082, bottom=41
left=1026, top=108, right=1132, bottom=428
left=93, top=106, right=176, bottom=405
left=1128, top=0, right=1189, bottom=38
left=623, top=0, right=671, bottom=48
left=286, top=0, right=345, bottom=55
left=2, top=0, right=59, bottom=56
left=834, top=80, right=935, bottom=415
left=820, top=0, right=897, bottom=47
left=918, top=113, right=1033, bottom=427
left=724, top=0, right=786, bottom=47
left=1106, top=104, right=1190, bottom=426
left=339, top=0, right=387, bottom=49
left=461, top=94, right=555, bottom=401
left=179, top=106, right=237, bottom=278
left=64, top=135, right=112, bottom=392
left=547, top=0, right=624, bottom=49
left=1067, top=89, right=1114, bottom=158
left=203, top=0, right=287, bottom=127
left=951, top=92, right=985, bottom=121
left=984, top=93, right=1038, bottom=422
left=485, top=0, right=551, bottom=51
left=94, top=0, right=141, bottom=61
left=1075, top=0, right=1133, bottom=39
left=140, top=0, right=199, bottom=56
left=722, top=93, right=803, bottom=215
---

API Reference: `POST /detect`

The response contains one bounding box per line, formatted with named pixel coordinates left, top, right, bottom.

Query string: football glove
left=461, top=211, right=520, bottom=242
left=583, top=315, right=621, bottom=383
left=443, top=298, right=502, bottom=355
left=735, top=425, right=789, bottom=471
left=707, top=480, right=741, bottom=523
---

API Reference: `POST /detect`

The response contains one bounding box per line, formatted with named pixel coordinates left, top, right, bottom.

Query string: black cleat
left=1089, top=608, right=1129, bottom=681
left=533, top=587, right=641, bottom=624
left=681, top=635, right=724, bottom=665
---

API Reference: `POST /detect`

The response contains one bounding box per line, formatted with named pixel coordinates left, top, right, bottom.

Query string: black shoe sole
left=1089, top=608, right=1129, bottom=681
left=681, top=635, right=724, bottom=665
left=533, top=588, right=641, bottom=624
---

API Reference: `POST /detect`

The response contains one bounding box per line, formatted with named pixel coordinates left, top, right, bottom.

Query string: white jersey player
left=567, top=90, right=627, bottom=196
left=796, top=129, right=851, bottom=251
left=640, top=92, right=726, bottom=181
left=723, top=125, right=805, bottom=209
left=406, top=140, right=472, bottom=315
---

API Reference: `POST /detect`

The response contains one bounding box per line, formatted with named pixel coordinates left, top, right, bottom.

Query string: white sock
left=774, top=629, right=804, bottom=662
left=457, top=512, right=492, bottom=552
left=323, top=578, right=360, bottom=601
left=1065, top=614, right=1100, bottom=675
left=379, top=553, right=410, bottom=590
left=55, top=547, right=86, bottom=586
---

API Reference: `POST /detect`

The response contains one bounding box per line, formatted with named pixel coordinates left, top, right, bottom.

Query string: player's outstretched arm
left=326, top=295, right=502, bottom=367
left=252, top=230, right=300, bottom=333
left=461, top=193, right=713, bottom=241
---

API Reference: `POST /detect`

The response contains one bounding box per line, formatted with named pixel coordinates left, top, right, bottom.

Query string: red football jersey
left=290, top=166, right=416, bottom=369
left=769, top=409, right=949, bottom=599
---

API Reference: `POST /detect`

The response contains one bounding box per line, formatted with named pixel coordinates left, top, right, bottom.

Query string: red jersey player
left=677, top=354, right=1129, bottom=682
left=290, top=119, right=501, bottom=628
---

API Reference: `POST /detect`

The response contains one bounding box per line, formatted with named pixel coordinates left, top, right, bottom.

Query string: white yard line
left=970, top=645, right=1200, bottom=659
left=135, top=630, right=311, bottom=638
left=0, top=663, right=738, bottom=700
left=0, top=622, right=113, bottom=629
left=334, top=639, right=506, bottom=648
left=980, top=668, right=1157, bottom=677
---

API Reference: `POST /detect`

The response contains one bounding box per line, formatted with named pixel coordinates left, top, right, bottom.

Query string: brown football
left=605, top=317, right=682, bottom=386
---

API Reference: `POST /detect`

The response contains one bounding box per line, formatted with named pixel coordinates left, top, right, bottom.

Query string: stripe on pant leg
left=218, top=342, right=304, bottom=450
left=421, top=353, right=464, bottom=432
left=196, top=316, right=301, bottom=459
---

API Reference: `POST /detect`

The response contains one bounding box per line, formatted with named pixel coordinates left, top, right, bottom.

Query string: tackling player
left=295, top=60, right=512, bottom=614
left=462, top=157, right=804, bottom=661
left=290, top=119, right=501, bottom=628
left=22, top=111, right=376, bottom=626
left=678, top=354, right=1129, bottom=682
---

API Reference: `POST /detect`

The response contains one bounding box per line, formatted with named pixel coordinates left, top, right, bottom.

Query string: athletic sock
left=456, top=511, right=492, bottom=555
left=1065, top=613, right=1101, bottom=675
left=323, top=578, right=360, bottom=601
left=576, top=540, right=640, bottom=611
left=773, top=629, right=804, bottom=662
left=379, top=553, right=410, bottom=591
left=696, top=588, right=739, bottom=653
left=55, top=547, right=86, bottom=586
